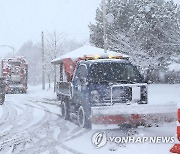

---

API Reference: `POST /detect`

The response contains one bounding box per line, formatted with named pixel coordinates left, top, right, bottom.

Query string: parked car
left=0, top=77, right=5, bottom=104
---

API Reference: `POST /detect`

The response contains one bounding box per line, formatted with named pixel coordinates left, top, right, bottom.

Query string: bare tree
left=44, top=31, right=68, bottom=91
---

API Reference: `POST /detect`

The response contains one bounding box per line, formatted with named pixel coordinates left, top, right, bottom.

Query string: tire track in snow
left=17, top=100, right=58, bottom=154
left=0, top=96, right=89, bottom=154
left=36, top=99, right=91, bottom=141
left=0, top=103, right=33, bottom=138
left=0, top=105, right=10, bottom=127
left=23, top=100, right=68, bottom=154
left=34, top=99, right=91, bottom=151
left=0, top=99, right=49, bottom=153
left=23, top=100, right=85, bottom=154
left=0, top=104, right=17, bottom=133
left=0, top=103, right=34, bottom=153
left=65, top=128, right=90, bottom=142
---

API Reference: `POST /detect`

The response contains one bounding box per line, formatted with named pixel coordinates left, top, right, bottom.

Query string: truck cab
left=73, top=59, right=147, bottom=105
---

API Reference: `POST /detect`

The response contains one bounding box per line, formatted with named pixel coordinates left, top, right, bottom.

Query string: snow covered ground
left=0, top=84, right=179, bottom=154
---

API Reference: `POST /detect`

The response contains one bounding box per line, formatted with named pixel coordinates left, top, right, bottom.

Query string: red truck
left=1, top=57, right=28, bottom=94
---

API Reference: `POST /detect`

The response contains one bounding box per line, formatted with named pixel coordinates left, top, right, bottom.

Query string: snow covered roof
left=51, top=45, right=129, bottom=64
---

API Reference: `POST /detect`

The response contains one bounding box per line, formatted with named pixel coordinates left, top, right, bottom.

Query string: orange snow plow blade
left=91, top=104, right=177, bottom=129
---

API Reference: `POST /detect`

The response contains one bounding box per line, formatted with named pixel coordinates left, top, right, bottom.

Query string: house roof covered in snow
left=51, top=45, right=129, bottom=64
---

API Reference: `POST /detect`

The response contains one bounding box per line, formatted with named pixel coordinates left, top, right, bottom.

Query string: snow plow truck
left=1, top=57, right=28, bottom=94
left=52, top=45, right=176, bottom=129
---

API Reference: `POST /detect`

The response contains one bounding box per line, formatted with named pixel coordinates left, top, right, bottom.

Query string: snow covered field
left=0, top=84, right=179, bottom=154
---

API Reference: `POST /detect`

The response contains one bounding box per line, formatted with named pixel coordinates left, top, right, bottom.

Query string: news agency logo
left=91, top=132, right=175, bottom=148
left=91, top=132, right=107, bottom=148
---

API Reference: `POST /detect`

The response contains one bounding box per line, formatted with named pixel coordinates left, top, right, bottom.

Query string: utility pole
left=42, top=31, right=45, bottom=90
left=54, top=32, right=57, bottom=92
left=103, top=0, right=107, bottom=53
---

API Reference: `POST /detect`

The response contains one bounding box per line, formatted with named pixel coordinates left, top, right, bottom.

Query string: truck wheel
left=78, top=106, right=90, bottom=128
left=61, top=101, right=69, bottom=120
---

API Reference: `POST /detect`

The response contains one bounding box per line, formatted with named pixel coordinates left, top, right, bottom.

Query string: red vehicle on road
left=1, top=57, right=28, bottom=94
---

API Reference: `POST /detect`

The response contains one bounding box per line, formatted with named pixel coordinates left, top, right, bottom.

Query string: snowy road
left=0, top=84, right=178, bottom=154
left=0, top=93, right=89, bottom=154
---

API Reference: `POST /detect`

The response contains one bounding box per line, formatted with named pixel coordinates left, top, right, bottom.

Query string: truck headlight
left=90, top=90, right=100, bottom=103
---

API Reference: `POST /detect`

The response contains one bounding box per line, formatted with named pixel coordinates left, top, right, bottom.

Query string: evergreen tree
left=89, top=0, right=180, bottom=71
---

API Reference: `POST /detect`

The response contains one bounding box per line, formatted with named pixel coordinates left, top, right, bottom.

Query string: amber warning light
left=83, top=54, right=129, bottom=61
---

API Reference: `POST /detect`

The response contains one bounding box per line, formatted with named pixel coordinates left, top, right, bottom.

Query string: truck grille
left=103, top=87, right=131, bottom=103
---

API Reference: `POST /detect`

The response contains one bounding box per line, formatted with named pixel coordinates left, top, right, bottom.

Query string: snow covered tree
left=17, top=41, right=42, bottom=85
left=44, top=32, right=83, bottom=89
left=89, top=0, right=180, bottom=73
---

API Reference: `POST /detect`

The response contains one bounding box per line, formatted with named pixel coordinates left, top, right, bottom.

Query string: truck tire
left=78, top=106, right=90, bottom=128
left=61, top=101, right=69, bottom=120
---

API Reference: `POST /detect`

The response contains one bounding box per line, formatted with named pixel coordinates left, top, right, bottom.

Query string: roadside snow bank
left=148, top=84, right=180, bottom=105
left=27, top=84, right=56, bottom=101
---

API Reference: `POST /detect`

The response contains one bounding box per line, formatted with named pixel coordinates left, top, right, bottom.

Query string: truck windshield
left=8, top=61, right=21, bottom=66
left=90, top=62, right=143, bottom=83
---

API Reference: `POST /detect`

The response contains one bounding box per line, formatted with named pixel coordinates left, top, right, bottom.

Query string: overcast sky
left=0, top=0, right=180, bottom=59
left=0, top=0, right=101, bottom=58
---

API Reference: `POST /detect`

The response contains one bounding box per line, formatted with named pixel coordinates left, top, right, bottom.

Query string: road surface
left=0, top=84, right=178, bottom=154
